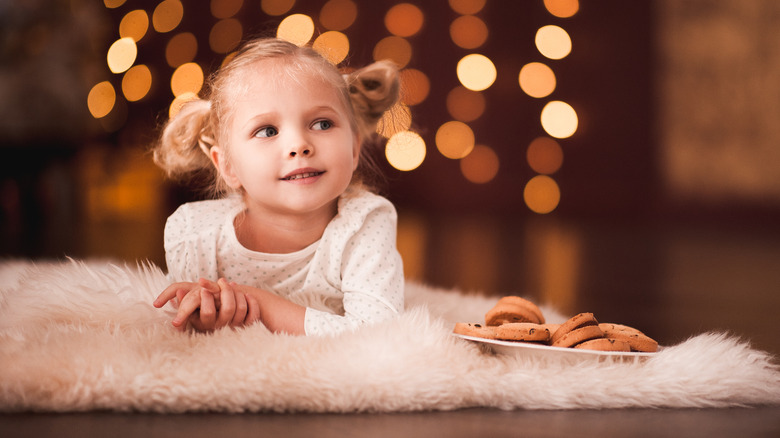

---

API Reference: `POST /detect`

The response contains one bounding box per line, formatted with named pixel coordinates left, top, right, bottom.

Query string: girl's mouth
left=281, top=171, right=325, bottom=181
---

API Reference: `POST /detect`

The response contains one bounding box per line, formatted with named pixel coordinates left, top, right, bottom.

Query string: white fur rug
left=1, top=259, right=779, bottom=413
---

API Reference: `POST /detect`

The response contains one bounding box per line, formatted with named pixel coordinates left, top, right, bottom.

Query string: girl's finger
left=198, top=278, right=220, bottom=293
left=154, top=282, right=190, bottom=308
left=197, top=288, right=217, bottom=330
left=172, top=289, right=202, bottom=330
left=231, top=291, right=248, bottom=327
left=215, top=279, right=235, bottom=328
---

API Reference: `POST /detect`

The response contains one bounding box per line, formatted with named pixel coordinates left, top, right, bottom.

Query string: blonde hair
left=153, top=37, right=400, bottom=195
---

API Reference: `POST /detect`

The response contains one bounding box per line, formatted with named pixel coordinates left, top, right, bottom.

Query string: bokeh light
left=460, top=144, right=499, bottom=183
left=446, top=86, right=485, bottom=122
left=519, top=62, right=556, bottom=98
left=211, top=0, right=243, bottom=18
left=436, top=121, right=475, bottom=159
left=385, top=3, right=424, bottom=37
left=373, top=36, right=412, bottom=69
left=524, top=175, right=560, bottom=214
left=107, top=37, right=137, bottom=74
left=450, top=15, right=488, bottom=49
left=320, top=0, right=358, bottom=31
left=456, top=54, right=496, bottom=91
left=376, top=103, right=412, bottom=138
left=152, top=0, right=184, bottom=33
left=526, top=136, right=563, bottom=174
left=386, top=131, right=426, bottom=171
left=122, top=64, right=152, bottom=102
left=209, top=18, right=243, bottom=53
left=119, top=10, right=149, bottom=42
left=399, top=69, right=430, bottom=106
left=541, top=100, right=578, bottom=139
left=448, top=0, right=486, bottom=15
left=544, top=0, right=579, bottom=18
left=170, top=62, right=204, bottom=97
left=261, top=0, right=295, bottom=16
left=277, top=14, right=315, bottom=46
left=166, top=32, right=197, bottom=67
left=313, top=31, right=350, bottom=64
left=87, top=81, right=116, bottom=118
left=536, top=25, right=572, bottom=60
left=104, top=0, right=127, bottom=8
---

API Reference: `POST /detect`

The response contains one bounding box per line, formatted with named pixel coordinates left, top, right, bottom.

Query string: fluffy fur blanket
left=1, top=259, right=779, bottom=413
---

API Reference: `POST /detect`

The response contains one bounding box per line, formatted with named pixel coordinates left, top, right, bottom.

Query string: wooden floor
left=3, top=407, right=780, bottom=438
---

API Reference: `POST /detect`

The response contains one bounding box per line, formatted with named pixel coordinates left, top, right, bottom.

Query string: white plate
left=453, top=333, right=657, bottom=363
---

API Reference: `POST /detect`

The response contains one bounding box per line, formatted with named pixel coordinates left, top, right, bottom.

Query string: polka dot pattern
left=163, top=188, right=404, bottom=336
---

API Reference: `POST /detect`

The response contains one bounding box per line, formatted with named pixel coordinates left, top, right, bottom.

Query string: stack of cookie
left=453, top=296, right=658, bottom=353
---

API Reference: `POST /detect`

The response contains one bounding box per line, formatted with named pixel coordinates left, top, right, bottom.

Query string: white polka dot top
left=163, top=186, right=404, bottom=335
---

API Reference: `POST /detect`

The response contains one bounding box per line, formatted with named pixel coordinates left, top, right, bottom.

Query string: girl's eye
left=312, top=120, right=332, bottom=131
left=255, top=126, right=278, bottom=138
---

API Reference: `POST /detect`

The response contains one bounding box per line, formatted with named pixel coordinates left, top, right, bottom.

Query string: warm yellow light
left=450, top=15, right=488, bottom=49
left=527, top=137, right=563, bottom=174
left=122, top=64, right=152, bottom=102
left=376, top=103, right=412, bottom=138
left=544, top=0, right=579, bottom=18
left=385, top=3, right=424, bottom=37
left=446, top=86, right=485, bottom=122
left=171, top=62, right=204, bottom=97
left=536, top=25, right=572, bottom=60
left=104, top=0, right=127, bottom=8
left=87, top=81, right=116, bottom=119
left=107, top=37, right=137, bottom=74
left=166, top=32, right=198, bottom=67
left=373, top=36, right=412, bottom=69
left=277, top=14, right=315, bottom=46
left=152, top=0, right=184, bottom=33
left=320, top=0, right=358, bottom=31
left=448, top=0, right=486, bottom=15
left=399, top=69, right=430, bottom=106
left=261, top=0, right=295, bottom=16
left=386, top=131, right=426, bottom=171
left=519, top=62, right=556, bottom=98
left=541, top=101, right=578, bottom=139
left=313, top=31, right=350, bottom=64
left=211, top=0, right=244, bottom=18
left=436, top=121, right=475, bottom=159
left=456, top=54, right=496, bottom=91
left=524, top=175, right=560, bottom=214
left=119, top=10, right=149, bottom=42
left=460, top=144, right=499, bottom=184
left=209, top=18, right=243, bottom=54
left=169, top=92, right=199, bottom=119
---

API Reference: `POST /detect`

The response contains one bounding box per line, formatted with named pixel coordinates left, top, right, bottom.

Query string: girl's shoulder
left=337, top=186, right=396, bottom=219
left=166, top=196, right=244, bottom=234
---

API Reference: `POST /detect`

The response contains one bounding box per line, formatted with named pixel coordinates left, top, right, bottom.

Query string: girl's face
left=214, top=59, right=360, bottom=221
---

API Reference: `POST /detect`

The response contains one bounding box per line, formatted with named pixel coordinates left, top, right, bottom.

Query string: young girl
left=151, top=37, right=404, bottom=336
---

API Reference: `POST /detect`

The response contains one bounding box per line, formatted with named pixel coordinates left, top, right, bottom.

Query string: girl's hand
left=155, top=279, right=261, bottom=331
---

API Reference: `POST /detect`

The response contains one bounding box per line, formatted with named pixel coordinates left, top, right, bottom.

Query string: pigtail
left=153, top=99, right=220, bottom=192
left=346, top=60, right=400, bottom=139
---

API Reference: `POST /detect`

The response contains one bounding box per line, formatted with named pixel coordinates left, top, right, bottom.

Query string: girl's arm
left=233, top=283, right=306, bottom=335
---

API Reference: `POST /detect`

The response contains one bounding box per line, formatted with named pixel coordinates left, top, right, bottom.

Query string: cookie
left=599, top=323, right=658, bottom=352
left=550, top=312, right=599, bottom=345
left=485, top=296, right=545, bottom=326
left=453, top=322, right=498, bottom=340
left=494, top=323, right=551, bottom=342
left=551, top=324, right=604, bottom=348
left=574, top=337, right=631, bottom=352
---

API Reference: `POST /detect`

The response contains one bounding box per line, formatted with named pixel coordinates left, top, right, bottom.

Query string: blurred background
left=1, top=0, right=779, bottom=355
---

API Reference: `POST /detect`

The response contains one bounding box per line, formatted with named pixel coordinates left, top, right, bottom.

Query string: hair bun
left=347, top=60, right=400, bottom=136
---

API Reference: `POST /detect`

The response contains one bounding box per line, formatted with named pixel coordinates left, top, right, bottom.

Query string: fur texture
left=1, top=259, right=779, bottom=413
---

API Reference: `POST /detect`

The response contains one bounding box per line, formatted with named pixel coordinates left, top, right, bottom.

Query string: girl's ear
left=210, top=146, right=242, bottom=189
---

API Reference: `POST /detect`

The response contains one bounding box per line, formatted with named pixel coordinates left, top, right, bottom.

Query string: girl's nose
left=289, top=147, right=311, bottom=157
